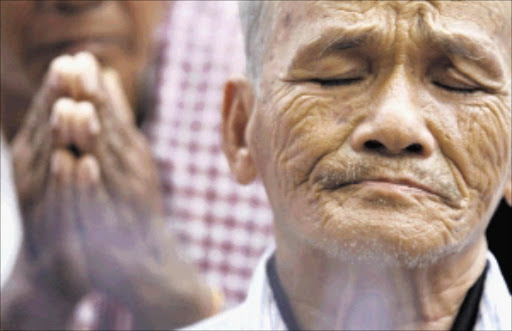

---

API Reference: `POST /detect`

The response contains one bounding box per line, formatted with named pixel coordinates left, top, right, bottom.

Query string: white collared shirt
left=187, top=244, right=511, bottom=330
left=1, top=133, right=23, bottom=289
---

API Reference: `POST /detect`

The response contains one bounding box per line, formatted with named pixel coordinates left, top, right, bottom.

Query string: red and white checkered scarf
left=146, top=1, right=274, bottom=308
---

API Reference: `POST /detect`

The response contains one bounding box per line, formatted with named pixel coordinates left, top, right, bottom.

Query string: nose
left=36, top=1, right=104, bottom=14
left=350, top=71, right=435, bottom=157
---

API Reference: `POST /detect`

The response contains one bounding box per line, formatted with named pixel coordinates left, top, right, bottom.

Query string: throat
left=272, top=239, right=488, bottom=331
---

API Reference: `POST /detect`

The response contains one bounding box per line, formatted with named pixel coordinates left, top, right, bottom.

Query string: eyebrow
left=287, top=25, right=506, bottom=84
left=317, top=34, right=367, bottom=57
left=284, top=25, right=379, bottom=76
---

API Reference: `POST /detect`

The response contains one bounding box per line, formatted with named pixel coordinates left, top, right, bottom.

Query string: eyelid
left=430, top=66, right=483, bottom=93
left=434, top=76, right=478, bottom=90
left=444, top=68, right=479, bottom=87
left=284, top=63, right=367, bottom=80
left=311, top=77, right=363, bottom=87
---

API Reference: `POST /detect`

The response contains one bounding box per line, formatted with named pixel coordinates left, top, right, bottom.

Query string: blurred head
left=1, top=0, right=168, bottom=129
left=226, top=1, right=512, bottom=267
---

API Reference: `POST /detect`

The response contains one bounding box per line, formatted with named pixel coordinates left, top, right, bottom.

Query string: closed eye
left=311, top=77, right=363, bottom=87
left=433, top=81, right=479, bottom=94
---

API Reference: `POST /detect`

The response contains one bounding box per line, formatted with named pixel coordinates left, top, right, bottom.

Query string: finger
left=102, top=68, right=134, bottom=124
left=50, top=97, right=75, bottom=148
left=75, top=154, right=144, bottom=252
left=76, top=162, right=117, bottom=233
left=50, top=148, right=76, bottom=185
left=51, top=54, right=80, bottom=99
left=72, top=102, right=101, bottom=153
left=20, top=55, right=75, bottom=138
left=73, top=52, right=101, bottom=101
left=13, top=55, right=77, bottom=201
left=75, top=155, right=116, bottom=232
left=50, top=54, right=79, bottom=96
left=75, top=156, right=132, bottom=281
left=76, top=154, right=101, bottom=189
left=11, top=131, right=53, bottom=208
left=37, top=149, right=74, bottom=268
left=46, top=149, right=92, bottom=295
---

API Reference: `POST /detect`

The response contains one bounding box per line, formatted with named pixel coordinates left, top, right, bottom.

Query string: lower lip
left=29, top=38, right=126, bottom=60
left=58, top=39, right=121, bottom=55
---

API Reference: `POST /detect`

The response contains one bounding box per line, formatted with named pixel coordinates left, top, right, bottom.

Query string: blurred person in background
left=191, top=1, right=511, bottom=329
left=1, top=1, right=217, bottom=329
left=1, top=0, right=274, bottom=329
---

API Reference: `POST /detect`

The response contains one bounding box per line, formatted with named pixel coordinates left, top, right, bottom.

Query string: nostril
left=405, top=143, right=423, bottom=154
left=364, top=140, right=385, bottom=151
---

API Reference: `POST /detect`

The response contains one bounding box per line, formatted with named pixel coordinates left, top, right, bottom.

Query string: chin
left=292, top=199, right=471, bottom=268
left=302, top=232, right=465, bottom=269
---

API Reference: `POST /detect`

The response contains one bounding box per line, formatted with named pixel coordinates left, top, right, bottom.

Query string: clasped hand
left=9, top=52, right=215, bottom=329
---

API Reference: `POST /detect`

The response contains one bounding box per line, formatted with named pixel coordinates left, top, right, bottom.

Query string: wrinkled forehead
left=268, top=1, right=511, bottom=65
left=273, top=1, right=511, bottom=31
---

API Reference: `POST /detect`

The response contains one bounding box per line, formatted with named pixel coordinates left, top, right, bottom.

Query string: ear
left=504, top=169, right=511, bottom=206
left=222, top=74, right=257, bottom=185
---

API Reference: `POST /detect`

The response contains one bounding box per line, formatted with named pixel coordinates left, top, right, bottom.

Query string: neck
left=274, top=231, right=488, bottom=330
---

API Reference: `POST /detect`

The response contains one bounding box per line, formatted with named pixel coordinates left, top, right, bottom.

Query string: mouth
left=321, top=177, right=439, bottom=196
left=27, top=36, right=130, bottom=61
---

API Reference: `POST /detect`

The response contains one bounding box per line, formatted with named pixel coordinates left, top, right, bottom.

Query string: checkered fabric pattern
left=145, top=1, right=274, bottom=308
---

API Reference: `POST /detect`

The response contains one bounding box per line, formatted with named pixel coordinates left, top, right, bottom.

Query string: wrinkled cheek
left=458, top=101, right=511, bottom=204
left=270, top=94, right=350, bottom=193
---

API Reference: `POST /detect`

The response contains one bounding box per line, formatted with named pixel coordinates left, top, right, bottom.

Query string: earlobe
left=233, top=149, right=257, bottom=185
left=222, top=74, right=257, bottom=185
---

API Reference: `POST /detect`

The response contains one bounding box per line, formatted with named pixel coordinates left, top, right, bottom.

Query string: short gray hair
left=238, top=1, right=274, bottom=83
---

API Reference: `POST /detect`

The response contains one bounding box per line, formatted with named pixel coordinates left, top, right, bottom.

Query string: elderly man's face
left=0, top=1, right=167, bottom=104
left=239, top=1, right=511, bottom=265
